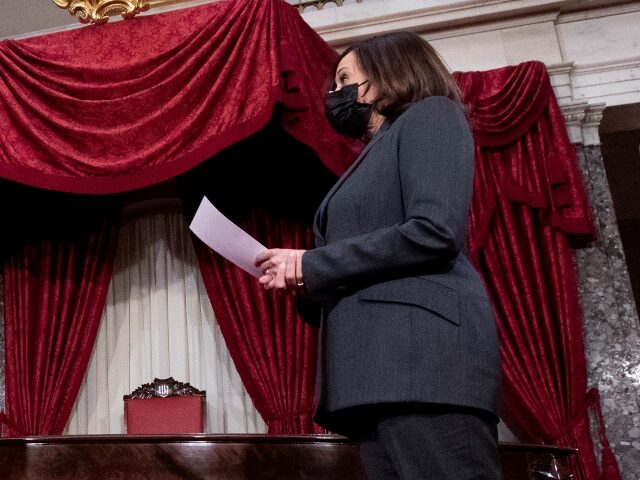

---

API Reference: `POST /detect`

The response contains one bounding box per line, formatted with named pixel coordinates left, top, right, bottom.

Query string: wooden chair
left=123, top=377, right=206, bottom=434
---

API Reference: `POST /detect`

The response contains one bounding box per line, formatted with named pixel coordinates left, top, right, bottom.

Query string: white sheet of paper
left=189, top=197, right=267, bottom=278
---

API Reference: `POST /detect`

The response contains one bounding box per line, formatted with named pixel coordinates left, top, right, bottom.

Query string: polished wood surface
left=0, top=434, right=577, bottom=479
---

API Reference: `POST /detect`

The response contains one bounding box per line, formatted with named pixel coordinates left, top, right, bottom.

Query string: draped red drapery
left=0, top=1, right=623, bottom=477
left=0, top=185, right=120, bottom=436
left=191, top=210, right=322, bottom=433
left=454, top=63, right=621, bottom=480
left=177, top=122, right=334, bottom=434
left=0, top=0, right=359, bottom=193
left=0, top=0, right=353, bottom=437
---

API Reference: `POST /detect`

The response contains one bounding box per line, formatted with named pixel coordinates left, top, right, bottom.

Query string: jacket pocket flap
left=358, top=278, right=460, bottom=325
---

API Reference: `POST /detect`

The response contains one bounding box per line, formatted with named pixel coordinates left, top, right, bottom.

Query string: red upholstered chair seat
left=124, top=377, right=206, bottom=434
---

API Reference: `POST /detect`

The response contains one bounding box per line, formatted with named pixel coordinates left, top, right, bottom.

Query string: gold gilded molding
left=52, top=0, right=191, bottom=24
left=53, top=0, right=150, bottom=23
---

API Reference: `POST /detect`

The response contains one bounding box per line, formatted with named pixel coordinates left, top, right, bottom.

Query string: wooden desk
left=0, top=434, right=577, bottom=479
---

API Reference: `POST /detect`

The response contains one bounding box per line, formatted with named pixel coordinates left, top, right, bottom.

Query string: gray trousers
left=358, top=404, right=502, bottom=480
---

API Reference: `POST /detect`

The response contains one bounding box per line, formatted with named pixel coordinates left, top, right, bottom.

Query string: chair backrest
left=123, top=377, right=206, bottom=434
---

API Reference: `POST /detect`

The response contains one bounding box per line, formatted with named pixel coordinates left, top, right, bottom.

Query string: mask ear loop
left=356, top=80, right=375, bottom=108
left=357, top=80, right=369, bottom=95
left=358, top=80, right=381, bottom=114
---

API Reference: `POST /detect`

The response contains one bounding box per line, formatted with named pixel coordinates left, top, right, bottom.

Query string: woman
left=255, top=32, right=501, bottom=480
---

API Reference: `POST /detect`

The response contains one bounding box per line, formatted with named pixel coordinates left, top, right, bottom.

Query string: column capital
left=561, top=102, right=588, bottom=144
left=560, top=101, right=606, bottom=146
left=583, top=103, right=606, bottom=146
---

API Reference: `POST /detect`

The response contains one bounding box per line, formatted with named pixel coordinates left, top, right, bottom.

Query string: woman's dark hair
left=333, top=31, right=462, bottom=119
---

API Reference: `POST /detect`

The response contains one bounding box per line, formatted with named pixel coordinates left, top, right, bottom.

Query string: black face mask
left=324, top=82, right=374, bottom=138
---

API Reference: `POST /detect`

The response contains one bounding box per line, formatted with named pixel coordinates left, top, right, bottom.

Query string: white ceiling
left=1, top=0, right=78, bottom=39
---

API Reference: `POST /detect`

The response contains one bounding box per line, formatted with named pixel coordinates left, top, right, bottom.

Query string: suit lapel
left=314, top=131, right=388, bottom=243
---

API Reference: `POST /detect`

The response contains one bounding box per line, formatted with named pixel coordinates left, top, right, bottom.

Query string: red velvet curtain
left=0, top=187, right=120, bottom=436
left=178, top=124, right=332, bottom=434
left=192, top=211, right=322, bottom=434
left=0, top=0, right=353, bottom=437
left=455, top=62, right=621, bottom=480
left=0, top=0, right=359, bottom=193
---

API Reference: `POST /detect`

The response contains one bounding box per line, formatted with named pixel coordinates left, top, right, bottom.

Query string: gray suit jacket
left=301, top=96, right=500, bottom=434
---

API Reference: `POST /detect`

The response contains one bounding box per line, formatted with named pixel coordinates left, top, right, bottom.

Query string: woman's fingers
left=256, top=249, right=305, bottom=293
left=285, top=251, right=298, bottom=290
left=295, top=251, right=304, bottom=290
left=255, top=249, right=276, bottom=266
left=256, top=249, right=281, bottom=273
left=273, top=261, right=287, bottom=290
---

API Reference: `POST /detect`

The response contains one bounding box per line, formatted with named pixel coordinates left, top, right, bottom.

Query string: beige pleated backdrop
left=65, top=207, right=267, bottom=434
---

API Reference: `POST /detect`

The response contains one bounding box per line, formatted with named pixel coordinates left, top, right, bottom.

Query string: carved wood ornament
left=124, top=377, right=205, bottom=399
left=52, top=0, right=185, bottom=24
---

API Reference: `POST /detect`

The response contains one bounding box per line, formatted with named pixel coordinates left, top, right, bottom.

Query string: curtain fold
left=190, top=209, right=322, bottom=434
left=1, top=186, right=120, bottom=436
left=455, top=62, right=620, bottom=480
left=177, top=127, right=332, bottom=435
left=455, top=62, right=595, bottom=261
left=0, top=0, right=359, bottom=193
left=65, top=209, right=265, bottom=434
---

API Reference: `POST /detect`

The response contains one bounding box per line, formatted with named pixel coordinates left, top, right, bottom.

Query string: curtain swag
left=0, top=0, right=360, bottom=193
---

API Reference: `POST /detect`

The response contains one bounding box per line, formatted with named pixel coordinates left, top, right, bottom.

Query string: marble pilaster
left=563, top=102, right=640, bottom=480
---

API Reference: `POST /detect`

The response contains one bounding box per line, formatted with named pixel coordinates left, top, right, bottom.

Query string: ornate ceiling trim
left=52, top=0, right=191, bottom=24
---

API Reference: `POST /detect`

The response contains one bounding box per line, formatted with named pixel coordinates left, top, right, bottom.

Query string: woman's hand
left=255, top=249, right=306, bottom=292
